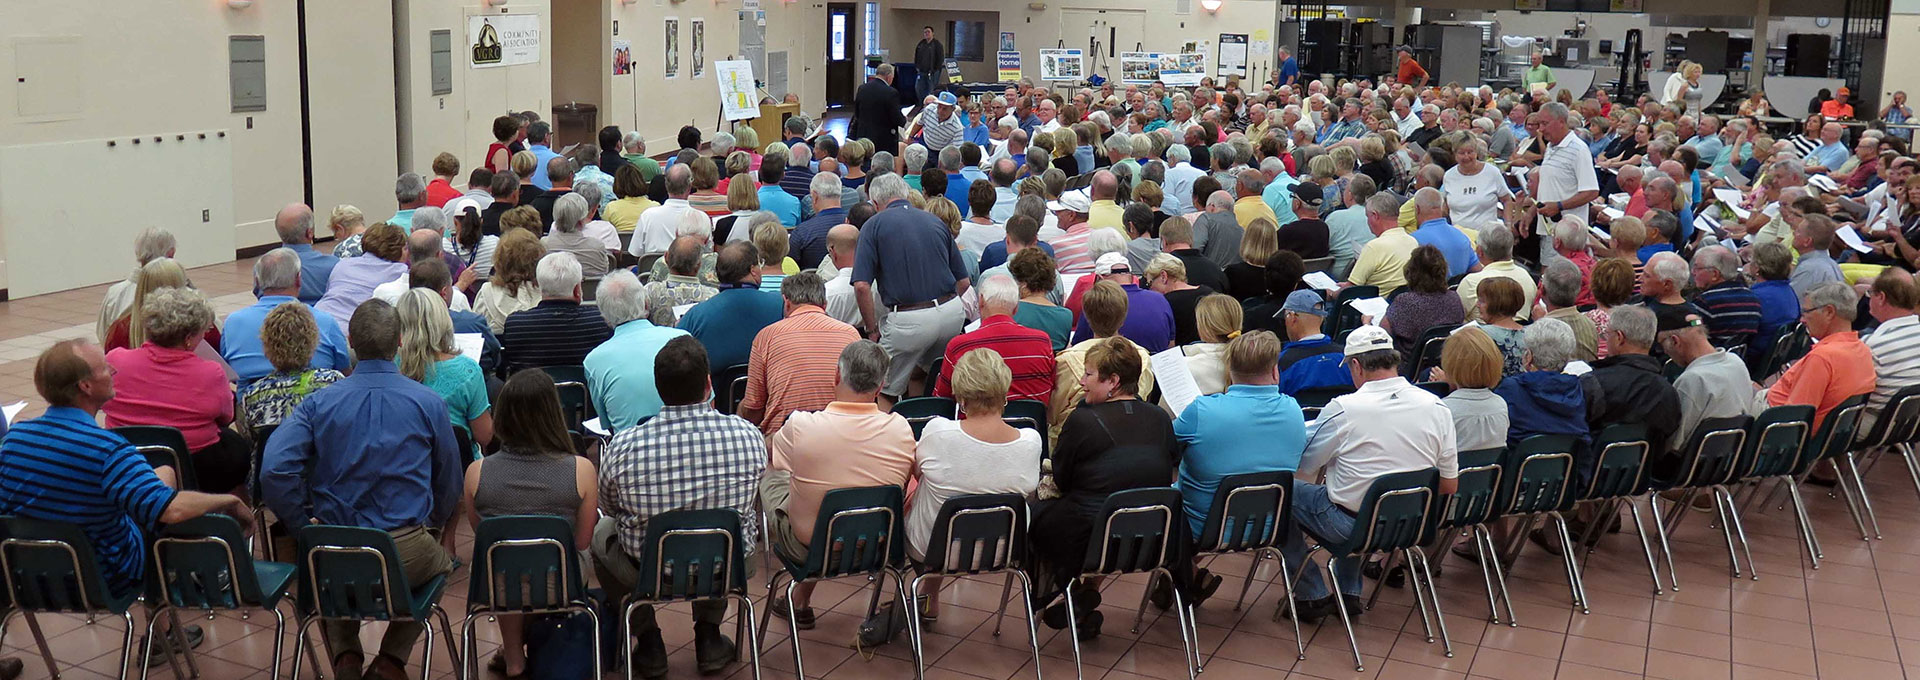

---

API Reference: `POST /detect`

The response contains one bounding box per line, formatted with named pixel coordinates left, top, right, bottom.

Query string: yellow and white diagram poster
left=717, top=60, right=758, bottom=121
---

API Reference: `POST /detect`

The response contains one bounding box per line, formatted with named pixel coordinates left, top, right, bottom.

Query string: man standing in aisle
left=1522, top=51, right=1557, bottom=93
left=855, top=64, right=908, bottom=155
left=916, top=26, right=945, bottom=101
left=1527, top=102, right=1600, bottom=267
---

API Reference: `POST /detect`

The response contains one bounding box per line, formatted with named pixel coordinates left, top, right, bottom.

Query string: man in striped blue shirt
left=499, top=253, right=615, bottom=373
left=0, top=339, right=252, bottom=667
left=1688, top=245, right=1762, bottom=351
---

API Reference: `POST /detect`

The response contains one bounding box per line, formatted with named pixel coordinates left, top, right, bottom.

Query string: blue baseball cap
left=937, top=92, right=959, bottom=107
left=1282, top=290, right=1328, bottom=317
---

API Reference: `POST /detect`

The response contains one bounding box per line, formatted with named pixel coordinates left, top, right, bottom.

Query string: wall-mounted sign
left=997, top=51, right=1021, bottom=82
left=469, top=14, right=540, bottom=68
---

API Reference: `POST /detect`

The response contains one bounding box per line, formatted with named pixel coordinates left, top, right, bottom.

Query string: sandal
left=484, top=653, right=529, bottom=679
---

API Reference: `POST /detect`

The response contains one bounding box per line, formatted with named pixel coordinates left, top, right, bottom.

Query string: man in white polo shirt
left=1526, top=102, right=1600, bottom=267
left=1280, top=325, right=1459, bottom=623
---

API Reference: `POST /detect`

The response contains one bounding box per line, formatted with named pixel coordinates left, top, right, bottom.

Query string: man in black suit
left=853, top=63, right=907, bottom=156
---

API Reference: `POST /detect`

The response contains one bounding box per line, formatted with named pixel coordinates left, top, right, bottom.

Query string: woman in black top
left=1030, top=337, right=1179, bottom=640
left=1224, top=217, right=1278, bottom=301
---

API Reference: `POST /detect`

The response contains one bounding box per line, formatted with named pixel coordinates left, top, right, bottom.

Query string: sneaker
left=693, top=625, right=737, bottom=676
left=1073, top=610, right=1105, bottom=642
left=633, top=629, right=669, bottom=680
left=141, top=625, right=206, bottom=668
left=767, top=595, right=817, bottom=630
left=1283, top=595, right=1338, bottom=624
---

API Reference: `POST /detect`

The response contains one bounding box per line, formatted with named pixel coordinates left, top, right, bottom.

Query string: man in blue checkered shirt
left=592, top=335, right=766, bottom=680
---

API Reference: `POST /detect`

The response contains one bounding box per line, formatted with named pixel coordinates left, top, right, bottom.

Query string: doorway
left=827, top=3, right=857, bottom=108
left=549, top=0, right=606, bottom=150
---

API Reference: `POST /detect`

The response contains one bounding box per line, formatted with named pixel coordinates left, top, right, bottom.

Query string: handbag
left=525, top=588, right=610, bottom=680
left=856, top=601, right=910, bottom=649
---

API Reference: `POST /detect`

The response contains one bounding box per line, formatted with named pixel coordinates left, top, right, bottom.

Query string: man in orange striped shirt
left=934, top=273, right=1057, bottom=406
left=739, top=271, right=861, bottom=434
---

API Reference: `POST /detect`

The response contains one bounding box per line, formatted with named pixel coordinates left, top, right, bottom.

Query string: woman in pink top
left=101, top=287, right=246, bottom=494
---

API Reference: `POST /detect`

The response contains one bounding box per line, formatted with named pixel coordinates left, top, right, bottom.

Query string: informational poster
left=664, top=18, right=679, bottom=78
left=612, top=39, right=632, bottom=75
left=1159, top=52, right=1206, bottom=86
left=1120, top=52, right=1160, bottom=85
left=1217, top=33, right=1249, bottom=79
left=468, top=14, right=540, bottom=68
left=717, top=60, right=758, bottom=121
left=1039, top=48, right=1084, bottom=81
left=997, top=51, right=1022, bottom=82
left=945, top=57, right=962, bottom=84
left=1000, top=32, right=1016, bottom=52
left=691, top=19, right=706, bottom=78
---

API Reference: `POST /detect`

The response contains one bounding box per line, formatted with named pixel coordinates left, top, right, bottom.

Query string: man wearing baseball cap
left=1283, top=325, right=1458, bottom=623
left=918, top=91, right=967, bottom=153
left=1047, top=188, right=1098, bottom=274
left=1071, top=253, right=1175, bottom=352
left=1279, top=182, right=1332, bottom=259
left=1821, top=86, right=1855, bottom=121
left=1656, top=305, right=1751, bottom=475
left=1275, top=290, right=1352, bottom=397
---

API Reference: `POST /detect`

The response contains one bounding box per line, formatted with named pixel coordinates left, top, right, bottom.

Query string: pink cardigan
left=102, top=344, right=234, bottom=451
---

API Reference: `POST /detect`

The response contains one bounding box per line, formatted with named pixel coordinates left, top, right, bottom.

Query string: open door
left=826, top=3, right=856, bottom=108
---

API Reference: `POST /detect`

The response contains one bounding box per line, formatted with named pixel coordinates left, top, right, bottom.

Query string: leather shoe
left=693, top=625, right=737, bottom=676
left=633, top=629, right=670, bottom=680
left=0, top=657, right=25, bottom=680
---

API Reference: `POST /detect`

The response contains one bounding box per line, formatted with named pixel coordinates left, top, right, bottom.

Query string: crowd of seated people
left=13, top=72, right=1920, bottom=679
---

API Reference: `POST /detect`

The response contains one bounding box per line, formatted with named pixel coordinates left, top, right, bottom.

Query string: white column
left=1752, top=0, right=1770, bottom=92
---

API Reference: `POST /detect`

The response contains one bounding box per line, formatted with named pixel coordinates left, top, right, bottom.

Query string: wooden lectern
left=748, top=101, right=802, bottom=146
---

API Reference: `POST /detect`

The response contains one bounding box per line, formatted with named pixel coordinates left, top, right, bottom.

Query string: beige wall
left=886, top=10, right=1002, bottom=83
left=397, top=1, right=553, bottom=184
left=886, top=0, right=1277, bottom=86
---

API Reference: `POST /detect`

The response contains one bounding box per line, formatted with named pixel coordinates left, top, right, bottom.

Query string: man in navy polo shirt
left=852, top=173, right=972, bottom=406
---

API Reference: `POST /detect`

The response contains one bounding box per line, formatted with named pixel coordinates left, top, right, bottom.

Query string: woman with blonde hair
left=838, top=141, right=869, bottom=190
left=717, top=173, right=762, bottom=243
left=1357, top=136, right=1393, bottom=189
left=909, top=347, right=1042, bottom=619
left=476, top=229, right=547, bottom=333
left=749, top=216, right=800, bottom=288
left=1433, top=326, right=1510, bottom=451
left=719, top=151, right=752, bottom=193
left=1177, top=294, right=1242, bottom=396
left=732, top=125, right=763, bottom=171
left=926, top=197, right=977, bottom=276
left=328, top=204, right=370, bottom=258
left=397, top=288, right=493, bottom=460
left=105, top=258, right=221, bottom=352
left=687, top=156, right=729, bottom=218
left=511, top=149, right=543, bottom=207
left=1662, top=60, right=1706, bottom=115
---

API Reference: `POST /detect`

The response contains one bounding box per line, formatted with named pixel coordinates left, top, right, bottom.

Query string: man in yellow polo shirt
left=1085, top=170, right=1125, bottom=232
left=1349, top=192, right=1418, bottom=295
left=1234, top=172, right=1279, bottom=228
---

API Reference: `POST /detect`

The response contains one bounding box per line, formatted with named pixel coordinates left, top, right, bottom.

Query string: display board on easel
left=716, top=59, right=758, bottom=121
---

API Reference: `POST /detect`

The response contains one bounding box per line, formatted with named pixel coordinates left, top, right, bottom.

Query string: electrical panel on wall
left=229, top=36, right=267, bottom=113
left=430, top=30, right=454, bottom=96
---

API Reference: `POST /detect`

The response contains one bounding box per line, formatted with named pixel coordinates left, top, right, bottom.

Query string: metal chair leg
left=786, top=580, right=808, bottom=680
left=1901, top=442, right=1920, bottom=504
left=1165, top=574, right=1199, bottom=680
left=1843, top=452, right=1883, bottom=539
left=1468, top=525, right=1503, bottom=624
left=1409, top=547, right=1454, bottom=658
left=1007, top=570, right=1044, bottom=680
left=460, top=613, right=478, bottom=680
left=1718, top=486, right=1761, bottom=580
left=1828, top=459, right=1872, bottom=540
left=1784, top=477, right=1824, bottom=565
left=1321, top=555, right=1364, bottom=672
left=1262, top=548, right=1306, bottom=661
left=1063, top=580, right=1086, bottom=680
left=989, top=572, right=1016, bottom=636
left=755, top=571, right=785, bottom=650
left=18, top=611, right=59, bottom=680
left=1403, top=552, right=1437, bottom=643
left=1477, top=526, right=1518, bottom=627
left=1626, top=499, right=1665, bottom=595
left=1130, top=573, right=1155, bottom=634
left=137, top=607, right=164, bottom=680
left=1708, top=487, right=1744, bottom=578
left=420, top=609, right=438, bottom=680
left=433, top=606, right=462, bottom=680
left=1549, top=513, right=1590, bottom=614
left=164, top=607, right=196, bottom=680
left=908, top=574, right=930, bottom=680
left=266, top=606, right=287, bottom=680
left=1646, top=494, right=1682, bottom=592
left=1230, top=553, right=1261, bottom=612
left=734, top=594, right=764, bottom=680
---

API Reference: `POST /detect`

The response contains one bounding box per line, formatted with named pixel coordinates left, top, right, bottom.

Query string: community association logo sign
left=470, top=15, right=541, bottom=68
left=473, top=22, right=503, bottom=65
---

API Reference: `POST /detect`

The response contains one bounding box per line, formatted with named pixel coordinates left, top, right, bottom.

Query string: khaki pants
left=757, top=471, right=809, bottom=563
left=590, top=516, right=755, bottom=635
left=323, top=525, right=452, bottom=664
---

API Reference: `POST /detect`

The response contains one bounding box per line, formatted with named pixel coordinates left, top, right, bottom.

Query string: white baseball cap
left=1093, top=252, right=1130, bottom=275
left=1343, top=325, right=1394, bottom=357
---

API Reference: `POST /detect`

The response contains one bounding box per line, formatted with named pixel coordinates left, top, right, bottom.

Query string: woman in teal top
left=1008, top=247, right=1073, bottom=350
left=396, top=289, right=494, bottom=459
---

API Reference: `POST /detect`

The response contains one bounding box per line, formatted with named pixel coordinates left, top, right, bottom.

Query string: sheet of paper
left=1864, top=201, right=1887, bottom=234
left=453, top=333, right=485, bottom=361
left=193, top=340, right=238, bottom=382
left=1837, top=225, right=1875, bottom=254
left=964, top=318, right=982, bottom=333
left=1589, top=225, right=1612, bottom=243
left=1348, top=297, right=1389, bottom=321
left=1608, top=192, right=1630, bottom=209
left=1808, top=175, right=1841, bottom=193
left=672, top=303, right=696, bottom=319
left=1711, top=187, right=1746, bottom=209
left=2, top=401, right=25, bottom=425
left=1762, top=202, right=1782, bottom=219
left=1600, top=206, right=1624, bottom=221
left=583, top=417, right=610, bottom=437
left=1302, top=272, right=1339, bottom=292
left=1563, top=360, right=1593, bottom=376
left=1149, top=347, right=1205, bottom=418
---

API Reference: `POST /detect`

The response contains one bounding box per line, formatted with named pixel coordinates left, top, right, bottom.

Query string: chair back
left=798, top=485, right=906, bottom=580
left=1323, top=285, right=1378, bottom=338
left=1002, top=399, right=1049, bottom=457
left=1792, top=394, right=1869, bottom=476
left=1437, top=448, right=1505, bottom=530
left=716, top=363, right=751, bottom=415
left=1856, top=384, right=1920, bottom=450
left=149, top=514, right=272, bottom=610
left=1664, top=416, right=1752, bottom=489
left=295, top=525, right=427, bottom=620
left=1295, top=385, right=1355, bottom=419
left=920, top=494, right=1027, bottom=575
left=635, top=509, right=748, bottom=603
left=114, top=425, right=199, bottom=491
left=1583, top=424, right=1651, bottom=500
left=1407, top=323, right=1460, bottom=380
left=468, top=515, right=585, bottom=612
left=249, top=424, right=278, bottom=505
left=1195, top=472, right=1292, bottom=554
left=893, top=397, right=958, bottom=438
left=1079, top=487, right=1182, bottom=575
left=536, top=365, right=594, bottom=430
left=0, top=516, right=134, bottom=615
left=635, top=253, right=665, bottom=281
left=1327, top=468, right=1439, bottom=557
left=1741, top=405, right=1814, bottom=479
left=1495, top=435, right=1579, bottom=516
left=1301, top=256, right=1334, bottom=273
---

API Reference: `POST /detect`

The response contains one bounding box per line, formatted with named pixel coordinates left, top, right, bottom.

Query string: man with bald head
left=643, top=235, right=720, bottom=311
left=270, top=203, right=338, bottom=303
left=372, top=226, right=475, bottom=312
left=1086, top=170, right=1124, bottom=232
left=821, top=224, right=864, bottom=326
left=224, top=247, right=354, bottom=382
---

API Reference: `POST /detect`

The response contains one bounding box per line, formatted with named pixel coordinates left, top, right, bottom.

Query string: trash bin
left=552, top=102, right=598, bottom=152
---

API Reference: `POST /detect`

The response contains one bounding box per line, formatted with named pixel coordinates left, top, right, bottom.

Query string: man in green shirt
left=1523, top=51, right=1557, bottom=92
left=620, top=130, right=663, bottom=183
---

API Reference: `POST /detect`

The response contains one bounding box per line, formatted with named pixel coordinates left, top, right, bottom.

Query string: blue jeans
left=918, top=73, right=936, bottom=100
left=1282, top=480, right=1363, bottom=600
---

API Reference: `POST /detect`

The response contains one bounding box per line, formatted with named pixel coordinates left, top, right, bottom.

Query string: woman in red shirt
left=101, top=287, right=246, bottom=494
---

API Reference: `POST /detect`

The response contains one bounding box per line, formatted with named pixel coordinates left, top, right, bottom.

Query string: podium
left=748, top=102, right=802, bottom=147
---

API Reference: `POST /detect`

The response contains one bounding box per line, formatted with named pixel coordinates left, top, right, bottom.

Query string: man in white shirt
left=631, top=164, right=708, bottom=256
left=1161, top=144, right=1207, bottom=216
left=1529, top=102, right=1600, bottom=265
left=1282, top=326, right=1458, bottom=622
left=821, top=224, right=865, bottom=328
left=1035, top=99, right=1062, bottom=134
left=1863, top=270, right=1920, bottom=434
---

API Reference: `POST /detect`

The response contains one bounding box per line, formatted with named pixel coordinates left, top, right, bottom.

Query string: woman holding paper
left=1442, top=138, right=1518, bottom=231
left=396, top=288, right=493, bottom=461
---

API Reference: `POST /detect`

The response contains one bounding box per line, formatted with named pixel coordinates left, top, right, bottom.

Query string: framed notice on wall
left=1217, top=33, right=1248, bottom=79
left=469, top=14, right=540, bottom=68
left=664, top=18, right=680, bottom=78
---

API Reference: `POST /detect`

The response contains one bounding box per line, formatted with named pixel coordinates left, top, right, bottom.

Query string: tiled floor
left=8, top=260, right=1920, bottom=679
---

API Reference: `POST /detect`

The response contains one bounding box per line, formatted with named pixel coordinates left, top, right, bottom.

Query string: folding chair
left=1059, top=488, right=1199, bottom=680
left=892, top=397, right=958, bottom=439
left=462, top=515, right=604, bottom=680
left=1002, top=399, right=1049, bottom=458
left=1191, top=472, right=1307, bottom=665
left=287, top=525, right=460, bottom=680
left=623, top=509, right=760, bottom=680
left=1291, top=468, right=1451, bottom=672
left=1644, top=416, right=1751, bottom=589
left=1573, top=424, right=1666, bottom=596
left=757, top=485, right=910, bottom=680
left=1490, top=435, right=1591, bottom=614
left=114, top=426, right=199, bottom=492
left=1427, top=447, right=1513, bottom=625
left=904, top=494, right=1039, bottom=680
left=142, top=514, right=299, bottom=680
left=1, top=516, right=153, bottom=680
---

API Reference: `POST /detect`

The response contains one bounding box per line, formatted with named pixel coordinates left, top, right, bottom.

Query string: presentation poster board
left=469, top=14, right=540, bottom=68
left=692, top=19, right=705, bottom=78
left=1159, top=52, right=1206, bottom=87
left=664, top=18, right=680, bottom=78
left=1120, top=52, right=1160, bottom=84
left=717, top=60, right=758, bottom=121
left=1040, top=48, right=1084, bottom=81
left=997, top=51, right=1022, bottom=81
left=1217, top=34, right=1248, bottom=79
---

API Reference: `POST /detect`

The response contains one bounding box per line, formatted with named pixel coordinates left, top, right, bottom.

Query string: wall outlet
left=202, top=210, right=211, bottom=223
